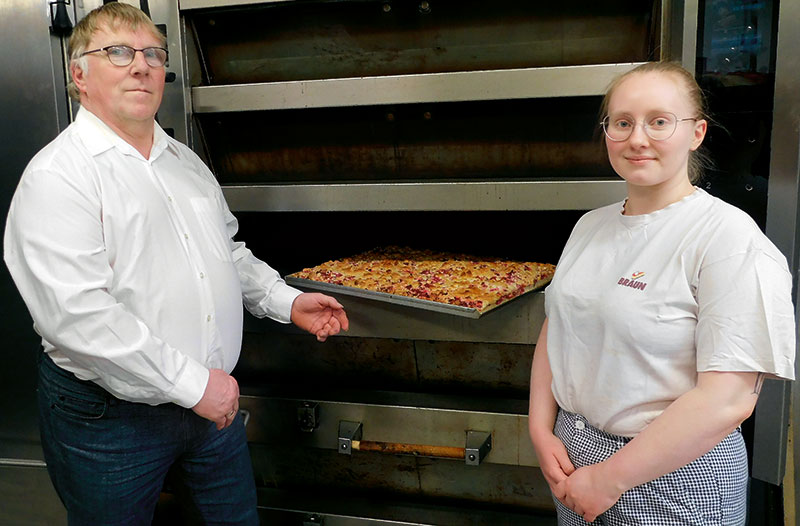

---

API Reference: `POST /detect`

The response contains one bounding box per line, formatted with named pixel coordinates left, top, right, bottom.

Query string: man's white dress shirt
left=4, top=108, right=301, bottom=408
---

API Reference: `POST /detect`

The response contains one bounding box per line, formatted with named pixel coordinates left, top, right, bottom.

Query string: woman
left=528, top=61, right=795, bottom=525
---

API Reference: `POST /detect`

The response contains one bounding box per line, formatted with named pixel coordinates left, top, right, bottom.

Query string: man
left=3, top=4, right=348, bottom=524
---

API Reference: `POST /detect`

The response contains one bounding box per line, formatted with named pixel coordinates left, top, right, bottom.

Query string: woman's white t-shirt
left=544, top=188, right=795, bottom=437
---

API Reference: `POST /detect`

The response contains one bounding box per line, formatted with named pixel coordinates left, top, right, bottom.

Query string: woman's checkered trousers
left=552, top=409, right=747, bottom=525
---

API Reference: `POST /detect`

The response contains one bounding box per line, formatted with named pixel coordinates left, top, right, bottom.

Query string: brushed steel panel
left=0, top=0, right=69, bottom=465
left=414, top=341, right=534, bottom=396
left=416, top=457, right=553, bottom=509
left=221, top=180, right=627, bottom=212
left=236, top=335, right=533, bottom=399
left=238, top=335, right=420, bottom=391
left=248, top=446, right=551, bottom=510
left=0, top=465, right=65, bottom=526
left=193, top=64, right=645, bottom=113
left=0, top=459, right=46, bottom=468
left=663, top=0, right=698, bottom=68
left=239, top=396, right=538, bottom=468
left=149, top=0, right=192, bottom=145
left=182, top=0, right=294, bottom=9
left=255, top=488, right=558, bottom=525
left=272, top=289, right=545, bottom=345
left=756, top=0, right=800, bottom=491
left=187, top=2, right=653, bottom=86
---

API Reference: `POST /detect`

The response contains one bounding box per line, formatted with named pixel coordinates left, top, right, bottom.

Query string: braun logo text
left=617, top=271, right=647, bottom=291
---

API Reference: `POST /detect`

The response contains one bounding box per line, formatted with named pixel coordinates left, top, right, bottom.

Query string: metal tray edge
left=286, top=276, right=482, bottom=318
left=284, top=275, right=551, bottom=319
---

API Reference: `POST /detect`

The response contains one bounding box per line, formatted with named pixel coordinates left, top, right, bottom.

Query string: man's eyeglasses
left=80, top=45, right=168, bottom=68
left=601, top=112, right=697, bottom=142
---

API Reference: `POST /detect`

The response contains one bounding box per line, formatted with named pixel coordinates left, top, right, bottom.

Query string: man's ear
left=71, top=62, right=87, bottom=95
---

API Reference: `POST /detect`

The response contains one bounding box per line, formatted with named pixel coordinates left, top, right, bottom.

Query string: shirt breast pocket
left=190, top=197, right=233, bottom=263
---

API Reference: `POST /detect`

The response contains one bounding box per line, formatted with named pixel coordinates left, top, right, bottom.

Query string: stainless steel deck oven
left=2, top=1, right=799, bottom=524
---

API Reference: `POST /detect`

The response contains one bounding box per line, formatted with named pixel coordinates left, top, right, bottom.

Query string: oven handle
left=352, top=439, right=466, bottom=459
left=337, top=420, right=492, bottom=466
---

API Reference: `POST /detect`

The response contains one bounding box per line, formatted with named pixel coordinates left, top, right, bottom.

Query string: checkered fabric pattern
left=552, top=409, right=747, bottom=525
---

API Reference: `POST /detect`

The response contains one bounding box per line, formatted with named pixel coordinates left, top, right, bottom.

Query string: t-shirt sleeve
left=695, top=249, right=795, bottom=380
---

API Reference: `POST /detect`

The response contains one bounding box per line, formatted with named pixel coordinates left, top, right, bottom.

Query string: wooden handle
left=351, top=439, right=465, bottom=459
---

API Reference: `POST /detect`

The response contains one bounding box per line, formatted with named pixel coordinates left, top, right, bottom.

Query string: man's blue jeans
left=37, top=352, right=259, bottom=525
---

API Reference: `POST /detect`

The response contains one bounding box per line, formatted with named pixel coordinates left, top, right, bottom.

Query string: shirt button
left=574, top=420, right=585, bottom=430
left=199, top=272, right=205, bottom=279
left=206, top=315, right=212, bottom=322
left=184, top=234, right=189, bottom=240
left=168, top=196, right=173, bottom=202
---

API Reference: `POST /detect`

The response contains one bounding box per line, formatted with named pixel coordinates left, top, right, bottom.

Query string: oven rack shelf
left=221, top=178, right=626, bottom=212
left=191, top=63, right=645, bottom=114
left=182, top=0, right=287, bottom=8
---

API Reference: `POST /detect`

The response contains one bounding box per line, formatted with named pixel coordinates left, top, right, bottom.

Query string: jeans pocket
left=46, top=381, right=109, bottom=420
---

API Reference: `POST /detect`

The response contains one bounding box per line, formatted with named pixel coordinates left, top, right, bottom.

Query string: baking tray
left=285, top=275, right=550, bottom=319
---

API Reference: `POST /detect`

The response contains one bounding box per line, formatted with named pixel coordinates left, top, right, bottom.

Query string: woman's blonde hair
left=67, top=3, right=166, bottom=101
left=600, top=62, right=712, bottom=183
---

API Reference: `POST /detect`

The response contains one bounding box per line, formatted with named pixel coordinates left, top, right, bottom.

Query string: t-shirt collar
left=618, top=187, right=705, bottom=228
left=74, top=106, right=169, bottom=161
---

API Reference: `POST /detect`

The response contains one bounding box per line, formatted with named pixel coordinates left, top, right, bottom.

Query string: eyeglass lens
left=106, top=45, right=167, bottom=67
left=602, top=113, right=678, bottom=141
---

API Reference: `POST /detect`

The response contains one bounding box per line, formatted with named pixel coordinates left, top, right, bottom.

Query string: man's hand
left=291, top=292, right=349, bottom=342
left=192, top=369, right=240, bottom=430
left=555, top=462, right=624, bottom=523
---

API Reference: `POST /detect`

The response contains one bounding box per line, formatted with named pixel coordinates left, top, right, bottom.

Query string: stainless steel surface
left=186, top=2, right=656, bottom=85
left=255, top=489, right=558, bottom=525
left=73, top=1, right=104, bottom=27
left=464, top=431, right=492, bottom=466
left=0, top=458, right=47, bottom=468
left=182, top=0, right=295, bottom=9
left=338, top=421, right=363, bottom=455
left=238, top=335, right=535, bottom=397
left=664, top=0, right=699, bottom=69
left=679, top=0, right=699, bottom=70
left=222, top=180, right=627, bottom=212
left=248, top=439, right=550, bottom=511
left=0, top=465, right=66, bottom=526
left=0, top=0, right=70, bottom=472
left=0, top=1, right=78, bottom=523
left=279, top=289, right=545, bottom=344
left=150, top=0, right=192, bottom=145
left=755, top=0, right=800, bottom=490
left=239, top=395, right=538, bottom=468
left=192, top=64, right=646, bottom=113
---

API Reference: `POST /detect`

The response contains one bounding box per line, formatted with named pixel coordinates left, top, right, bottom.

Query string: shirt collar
left=74, top=106, right=170, bottom=161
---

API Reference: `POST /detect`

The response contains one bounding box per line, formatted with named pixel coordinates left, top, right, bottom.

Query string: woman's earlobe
left=691, top=119, right=708, bottom=151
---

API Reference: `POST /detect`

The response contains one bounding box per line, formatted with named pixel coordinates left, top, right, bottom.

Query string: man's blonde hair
left=67, top=3, right=166, bottom=101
